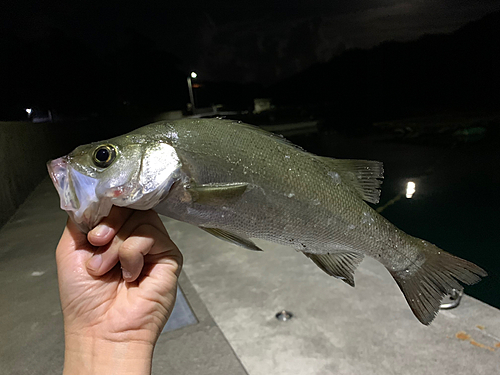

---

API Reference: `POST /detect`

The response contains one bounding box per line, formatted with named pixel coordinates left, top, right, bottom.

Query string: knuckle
left=177, top=252, right=184, bottom=269
left=97, top=207, right=131, bottom=232
left=174, top=247, right=183, bottom=264
left=135, top=209, right=156, bottom=221
left=170, top=244, right=183, bottom=272
left=134, top=223, right=156, bottom=237
left=144, top=209, right=158, bottom=220
left=168, top=254, right=183, bottom=276
left=119, top=239, right=137, bottom=258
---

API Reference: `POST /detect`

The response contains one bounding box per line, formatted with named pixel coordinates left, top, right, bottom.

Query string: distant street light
left=187, top=71, right=197, bottom=112
left=406, top=181, right=416, bottom=199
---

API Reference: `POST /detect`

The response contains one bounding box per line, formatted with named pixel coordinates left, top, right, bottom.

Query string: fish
left=47, top=118, right=486, bottom=325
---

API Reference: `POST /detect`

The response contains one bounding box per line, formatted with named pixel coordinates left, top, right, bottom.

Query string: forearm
left=63, top=334, right=154, bottom=375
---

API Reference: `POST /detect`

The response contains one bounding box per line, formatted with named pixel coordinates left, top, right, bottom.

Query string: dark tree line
left=2, top=11, right=498, bottom=124
left=270, top=11, right=500, bottom=126
left=0, top=28, right=189, bottom=120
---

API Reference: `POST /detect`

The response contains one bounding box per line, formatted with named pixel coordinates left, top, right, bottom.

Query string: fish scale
left=162, top=120, right=389, bottom=255
left=47, top=118, right=486, bottom=325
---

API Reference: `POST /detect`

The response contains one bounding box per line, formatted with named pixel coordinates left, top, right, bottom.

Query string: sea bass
left=47, top=118, right=486, bottom=325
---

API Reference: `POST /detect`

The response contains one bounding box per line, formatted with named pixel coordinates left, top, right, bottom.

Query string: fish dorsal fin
left=229, top=120, right=306, bottom=151
left=305, top=252, right=364, bottom=287
left=186, top=182, right=248, bottom=205
left=200, top=227, right=263, bottom=251
left=318, top=158, right=384, bottom=204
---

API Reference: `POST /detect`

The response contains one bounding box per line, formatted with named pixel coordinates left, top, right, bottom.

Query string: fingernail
left=93, top=225, right=110, bottom=238
left=87, top=254, right=102, bottom=271
left=122, top=269, right=132, bottom=280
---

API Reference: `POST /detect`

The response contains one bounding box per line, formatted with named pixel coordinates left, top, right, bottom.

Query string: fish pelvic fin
left=200, top=227, right=263, bottom=251
left=305, top=252, right=364, bottom=287
left=318, top=158, right=384, bottom=204
left=390, top=243, right=487, bottom=325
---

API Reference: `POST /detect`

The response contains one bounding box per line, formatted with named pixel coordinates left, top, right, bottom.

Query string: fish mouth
left=47, top=157, right=77, bottom=211
left=47, top=157, right=66, bottom=189
left=47, top=157, right=111, bottom=232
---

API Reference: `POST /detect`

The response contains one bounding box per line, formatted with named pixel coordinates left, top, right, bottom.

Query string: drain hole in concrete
left=276, top=310, right=293, bottom=321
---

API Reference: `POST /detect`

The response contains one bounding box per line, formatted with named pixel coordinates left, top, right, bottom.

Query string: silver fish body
left=156, top=121, right=403, bottom=263
left=47, top=118, right=486, bottom=325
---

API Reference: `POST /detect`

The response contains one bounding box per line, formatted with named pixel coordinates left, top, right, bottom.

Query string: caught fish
left=47, top=118, right=486, bottom=325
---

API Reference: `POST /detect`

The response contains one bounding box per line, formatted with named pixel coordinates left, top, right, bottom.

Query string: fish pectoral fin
left=200, top=227, right=263, bottom=251
left=186, top=182, right=248, bottom=205
left=318, top=157, right=384, bottom=204
left=305, top=252, right=364, bottom=287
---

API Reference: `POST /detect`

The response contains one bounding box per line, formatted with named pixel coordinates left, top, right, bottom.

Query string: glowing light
left=190, top=71, right=197, bottom=79
left=25, top=108, right=32, bottom=115
left=406, top=181, right=416, bottom=199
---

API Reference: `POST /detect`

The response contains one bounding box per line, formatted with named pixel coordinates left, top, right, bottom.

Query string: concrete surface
left=162, top=286, right=198, bottom=333
left=1, top=177, right=499, bottom=374
left=0, top=118, right=150, bottom=228
left=0, top=179, right=247, bottom=375
left=164, top=219, right=500, bottom=373
left=0, top=121, right=101, bottom=228
left=0, top=121, right=59, bottom=227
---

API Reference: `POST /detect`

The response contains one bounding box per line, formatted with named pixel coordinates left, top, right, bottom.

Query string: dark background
left=1, top=1, right=499, bottom=121
left=1, top=1, right=499, bottom=309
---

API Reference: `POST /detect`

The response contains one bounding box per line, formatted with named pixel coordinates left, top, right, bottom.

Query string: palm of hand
left=56, top=209, right=181, bottom=345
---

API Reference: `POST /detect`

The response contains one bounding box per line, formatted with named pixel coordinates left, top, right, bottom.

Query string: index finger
left=87, top=206, right=135, bottom=246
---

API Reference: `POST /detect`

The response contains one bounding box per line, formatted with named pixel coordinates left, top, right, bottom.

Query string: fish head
left=47, top=134, right=181, bottom=232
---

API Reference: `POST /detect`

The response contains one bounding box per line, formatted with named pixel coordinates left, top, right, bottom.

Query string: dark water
left=289, top=130, right=500, bottom=309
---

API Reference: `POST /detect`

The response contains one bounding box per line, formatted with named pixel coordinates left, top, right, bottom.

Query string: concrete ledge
left=0, top=121, right=95, bottom=228
left=154, top=273, right=247, bottom=375
left=1, top=178, right=498, bottom=375
left=0, top=179, right=247, bottom=375
left=163, top=218, right=500, bottom=375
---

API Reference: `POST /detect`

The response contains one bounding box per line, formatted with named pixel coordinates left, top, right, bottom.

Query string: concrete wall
left=0, top=121, right=86, bottom=227
left=0, top=114, right=163, bottom=228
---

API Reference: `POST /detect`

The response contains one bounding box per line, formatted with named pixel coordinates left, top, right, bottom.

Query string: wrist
left=64, top=334, right=154, bottom=375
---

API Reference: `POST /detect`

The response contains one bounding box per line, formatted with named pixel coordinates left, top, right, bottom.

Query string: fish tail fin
left=390, top=243, right=487, bottom=325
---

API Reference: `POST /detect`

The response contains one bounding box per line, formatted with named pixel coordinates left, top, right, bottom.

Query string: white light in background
left=190, top=71, right=197, bottom=79
left=25, top=108, right=32, bottom=115
left=406, top=181, right=416, bottom=198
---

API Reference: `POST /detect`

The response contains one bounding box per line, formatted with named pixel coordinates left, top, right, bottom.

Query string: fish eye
left=92, top=144, right=116, bottom=168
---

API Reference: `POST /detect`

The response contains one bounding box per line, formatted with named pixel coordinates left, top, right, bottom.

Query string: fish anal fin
left=390, top=242, right=487, bottom=325
left=306, top=252, right=364, bottom=287
left=187, top=182, right=248, bottom=205
left=200, top=227, right=263, bottom=251
left=319, top=158, right=384, bottom=204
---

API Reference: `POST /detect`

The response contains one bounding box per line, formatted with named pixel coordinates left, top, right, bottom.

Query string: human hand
left=56, top=207, right=182, bottom=374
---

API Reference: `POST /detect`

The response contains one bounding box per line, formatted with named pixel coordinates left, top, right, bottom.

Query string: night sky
left=2, top=0, right=499, bottom=84
left=2, top=1, right=500, bottom=311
